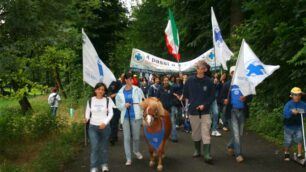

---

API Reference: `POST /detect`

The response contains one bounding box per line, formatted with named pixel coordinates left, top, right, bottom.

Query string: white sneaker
left=134, top=152, right=143, bottom=160
left=125, top=160, right=132, bottom=166
left=211, top=130, right=222, bottom=137
left=214, top=130, right=222, bottom=137
left=102, top=165, right=109, bottom=172
left=90, top=168, right=98, bottom=172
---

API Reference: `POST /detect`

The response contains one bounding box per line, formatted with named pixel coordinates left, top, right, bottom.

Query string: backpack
left=48, top=93, right=58, bottom=106
left=87, top=97, right=110, bottom=123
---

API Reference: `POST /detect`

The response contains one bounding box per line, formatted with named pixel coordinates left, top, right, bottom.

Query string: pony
left=140, top=97, right=172, bottom=171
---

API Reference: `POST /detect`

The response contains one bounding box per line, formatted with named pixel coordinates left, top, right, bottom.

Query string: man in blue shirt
left=283, top=87, right=306, bottom=161
left=222, top=66, right=252, bottom=163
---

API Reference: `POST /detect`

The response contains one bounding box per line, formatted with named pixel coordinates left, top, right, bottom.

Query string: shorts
left=284, top=126, right=303, bottom=147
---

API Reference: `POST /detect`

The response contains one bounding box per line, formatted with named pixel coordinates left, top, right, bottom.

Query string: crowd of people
left=48, top=60, right=306, bottom=172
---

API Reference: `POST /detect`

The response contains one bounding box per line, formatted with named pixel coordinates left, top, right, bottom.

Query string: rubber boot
left=203, top=144, right=213, bottom=164
left=192, top=141, right=201, bottom=157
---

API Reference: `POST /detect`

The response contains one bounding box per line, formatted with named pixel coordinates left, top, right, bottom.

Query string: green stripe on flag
left=168, top=9, right=179, bottom=47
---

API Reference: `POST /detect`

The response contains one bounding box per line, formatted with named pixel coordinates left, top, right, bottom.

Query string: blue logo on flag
left=134, top=53, right=143, bottom=62
left=97, top=60, right=104, bottom=81
left=208, top=52, right=215, bottom=60
left=246, top=63, right=264, bottom=76
left=214, top=28, right=223, bottom=43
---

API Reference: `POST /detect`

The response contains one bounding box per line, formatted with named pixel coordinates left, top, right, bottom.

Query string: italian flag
left=165, top=9, right=180, bottom=62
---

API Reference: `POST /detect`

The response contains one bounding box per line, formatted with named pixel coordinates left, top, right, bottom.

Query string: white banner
left=82, top=29, right=116, bottom=87
left=130, top=48, right=221, bottom=73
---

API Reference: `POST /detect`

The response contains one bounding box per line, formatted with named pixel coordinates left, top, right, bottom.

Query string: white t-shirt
left=85, top=97, right=115, bottom=126
left=48, top=92, right=61, bottom=107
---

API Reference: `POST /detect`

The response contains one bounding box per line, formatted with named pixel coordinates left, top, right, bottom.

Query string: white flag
left=232, top=39, right=280, bottom=96
left=211, top=7, right=233, bottom=70
left=82, top=29, right=116, bottom=88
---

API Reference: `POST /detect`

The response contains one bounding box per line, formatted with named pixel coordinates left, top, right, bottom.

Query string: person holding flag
left=223, top=39, right=279, bottom=163
left=222, top=66, right=252, bottom=163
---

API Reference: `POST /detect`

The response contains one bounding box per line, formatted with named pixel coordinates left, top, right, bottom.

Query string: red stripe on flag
left=165, top=33, right=180, bottom=62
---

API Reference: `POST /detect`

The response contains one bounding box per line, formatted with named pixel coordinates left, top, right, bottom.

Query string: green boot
left=192, top=141, right=201, bottom=157
left=203, top=144, right=213, bottom=164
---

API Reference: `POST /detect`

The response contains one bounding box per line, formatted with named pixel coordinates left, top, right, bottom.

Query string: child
left=283, top=87, right=306, bottom=161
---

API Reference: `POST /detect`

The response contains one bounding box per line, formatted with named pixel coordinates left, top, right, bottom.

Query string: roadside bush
left=247, top=100, right=284, bottom=144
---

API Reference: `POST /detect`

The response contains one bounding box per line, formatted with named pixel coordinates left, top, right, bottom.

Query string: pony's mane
left=140, top=97, right=165, bottom=117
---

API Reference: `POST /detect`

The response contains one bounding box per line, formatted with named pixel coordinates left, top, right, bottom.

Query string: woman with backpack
left=85, top=82, right=115, bottom=172
left=48, top=87, right=61, bottom=116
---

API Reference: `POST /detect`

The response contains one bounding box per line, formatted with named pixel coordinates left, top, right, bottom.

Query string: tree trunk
left=230, top=0, right=244, bottom=33
left=18, top=94, right=32, bottom=114
left=54, top=66, right=67, bottom=99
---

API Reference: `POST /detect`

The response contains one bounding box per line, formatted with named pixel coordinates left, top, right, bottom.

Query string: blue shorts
left=284, top=127, right=303, bottom=147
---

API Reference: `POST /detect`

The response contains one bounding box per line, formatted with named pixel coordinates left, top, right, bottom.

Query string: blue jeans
left=228, top=108, right=245, bottom=156
left=221, top=106, right=229, bottom=128
left=50, top=107, right=57, bottom=116
left=122, top=119, right=142, bottom=161
left=170, top=106, right=178, bottom=140
left=210, top=100, right=219, bottom=131
left=88, top=124, right=111, bottom=168
left=284, top=126, right=303, bottom=147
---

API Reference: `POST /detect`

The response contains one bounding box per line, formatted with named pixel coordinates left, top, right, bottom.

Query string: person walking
left=147, top=76, right=161, bottom=98
left=85, top=83, right=115, bottom=172
left=211, top=74, right=222, bottom=137
left=157, top=76, right=177, bottom=142
left=48, top=87, right=61, bottom=116
left=182, top=60, right=215, bottom=163
left=222, top=66, right=252, bottom=163
left=115, top=73, right=145, bottom=166
left=108, top=80, right=122, bottom=145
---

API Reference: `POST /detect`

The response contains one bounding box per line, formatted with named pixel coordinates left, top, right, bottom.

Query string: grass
left=0, top=95, right=86, bottom=172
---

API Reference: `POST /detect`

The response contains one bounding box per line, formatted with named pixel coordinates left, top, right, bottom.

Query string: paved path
left=63, top=128, right=305, bottom=172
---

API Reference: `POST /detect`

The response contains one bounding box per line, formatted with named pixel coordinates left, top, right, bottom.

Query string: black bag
left=86, top=97, right=110, bottom=133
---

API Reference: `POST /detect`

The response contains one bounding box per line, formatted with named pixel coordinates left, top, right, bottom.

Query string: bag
left=48, top=93, right=58, bottom=106
left=86, top=97, right=110, bottom=125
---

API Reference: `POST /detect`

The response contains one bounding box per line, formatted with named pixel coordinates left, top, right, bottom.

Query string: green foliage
left=247, top=99, right=284, bottom=145
left=29, top=123, right=83, bottom=172
left=231, top=0, right=306, bottom=107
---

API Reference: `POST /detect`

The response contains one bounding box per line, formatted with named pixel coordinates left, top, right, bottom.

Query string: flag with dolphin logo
left=232, top=39, right=280, bottom=96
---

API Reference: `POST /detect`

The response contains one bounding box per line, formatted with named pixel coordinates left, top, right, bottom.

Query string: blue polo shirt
left=123, top=88, right=135, bottom=119
left=231, top=85, right=245, bottom=109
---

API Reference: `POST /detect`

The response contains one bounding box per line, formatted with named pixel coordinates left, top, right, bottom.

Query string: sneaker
left=223, top=127, right=229, bottom=132
left=236, top=155, right=244, bottom=163
left=284, top=153, right=290, bottom=161
left=102, top=165, right=109, bottom=172
left=297, top=154, right=303, bottom=160
left=211, top=130, right=222, bottom=137
left=90, top=168, right=98, bottom=172
left=125, top=160, right=132, bottom=166
left=227, top=147, right=235, bottom=157
left=134, top=152, right=143, bottom=160
left=215, top=130, right=222, bottom=136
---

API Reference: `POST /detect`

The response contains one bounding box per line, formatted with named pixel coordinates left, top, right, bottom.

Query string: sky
left=120, top=0, right=142, bottom=15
